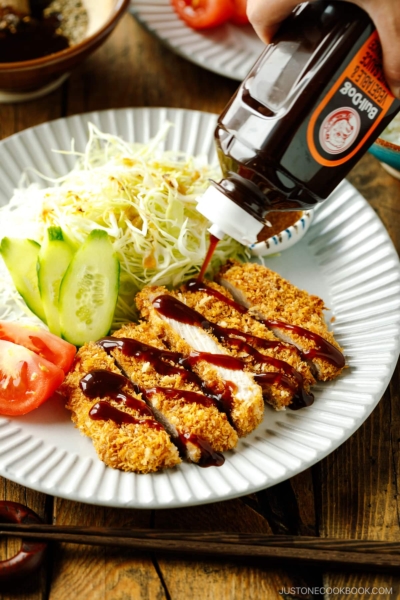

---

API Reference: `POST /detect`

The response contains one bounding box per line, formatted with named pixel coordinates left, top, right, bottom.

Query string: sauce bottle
left=196, top=0, right=400, bottom=246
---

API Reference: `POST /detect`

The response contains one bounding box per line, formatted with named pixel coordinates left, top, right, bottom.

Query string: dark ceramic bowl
left=0, top=0, right=129, bottom=102
left=369, top=137, right=400, bottom=180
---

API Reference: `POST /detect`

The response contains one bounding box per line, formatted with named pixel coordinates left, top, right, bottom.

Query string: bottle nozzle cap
left=197, top=184, right=263, bottom=246
left=208, top=223, right=226, bottom=240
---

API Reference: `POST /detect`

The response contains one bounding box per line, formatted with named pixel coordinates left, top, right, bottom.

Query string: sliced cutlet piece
left=136, top=287, right=264, bottom=437
left=61, top=342, right=181, bottom=473
left=217, top=260, right=345, bottom=381
left=97, top=321, right=238, bottom=466
left=174, top=280, right=315, bottom=410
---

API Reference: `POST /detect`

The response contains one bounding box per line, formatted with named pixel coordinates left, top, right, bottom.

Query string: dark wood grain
left=317, top=155, right=400, bottom=600
left=0, top=84, right=64, bottom=600
left=47, top=500, right=166, bottom=600
left=3, top=523, right=400, bottom=568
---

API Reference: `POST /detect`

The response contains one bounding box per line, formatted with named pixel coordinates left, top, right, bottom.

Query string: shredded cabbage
left=0, top=123, right=248, bottom=327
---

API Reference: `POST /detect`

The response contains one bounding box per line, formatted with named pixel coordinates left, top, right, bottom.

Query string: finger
left=348, top=0, right=400, bottom=97
left=370, top=5, right=400, bottom=97
left=246, top=0, right=303, bottom=44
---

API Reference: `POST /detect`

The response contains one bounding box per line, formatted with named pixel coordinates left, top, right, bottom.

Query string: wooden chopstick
left=1, top=523, right=399, bottom=571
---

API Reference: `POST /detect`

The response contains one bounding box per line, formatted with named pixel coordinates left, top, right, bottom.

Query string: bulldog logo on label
left=319, top=107, right=361, bottom=155
left=307, top=31, right=396, bottom=167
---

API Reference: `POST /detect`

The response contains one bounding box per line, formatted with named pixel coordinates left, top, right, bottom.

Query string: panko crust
left=217, top=260, right=345, bottom=381
left=110, top=322, right=238, bottom=456
left=60, top=342, right=181, bottom=473
left=136, top=286, right=264, bottom=437
left=174, top=281, right=315, bottom=409
left=59, top=259, right=345, bottom=473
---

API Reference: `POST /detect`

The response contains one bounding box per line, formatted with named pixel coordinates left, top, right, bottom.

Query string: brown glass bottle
left=196, top=0, right=400, bottom=246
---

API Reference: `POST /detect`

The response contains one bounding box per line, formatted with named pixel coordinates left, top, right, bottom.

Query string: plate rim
left=129, top=0, right=263, bottom=81
left=0, top=105, right=399, bottom=509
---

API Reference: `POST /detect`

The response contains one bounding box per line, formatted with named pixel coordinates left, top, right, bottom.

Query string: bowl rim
left=373, top=137, right=400, bottom=153
left=250, top=209, right=313, bottom=255
left=0, top=0, right=130, bottom=70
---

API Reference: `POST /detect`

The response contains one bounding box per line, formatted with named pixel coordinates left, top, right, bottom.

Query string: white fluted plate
left=129, top=0, right=264, bottom=80
left=0, top=107, right=399, bottom=509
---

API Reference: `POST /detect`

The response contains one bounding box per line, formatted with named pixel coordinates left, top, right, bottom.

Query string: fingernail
left=389, top=81, right=400, bottom=99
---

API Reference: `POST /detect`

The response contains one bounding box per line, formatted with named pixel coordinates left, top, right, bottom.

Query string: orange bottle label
left=307, top=31, right=396, bottom=167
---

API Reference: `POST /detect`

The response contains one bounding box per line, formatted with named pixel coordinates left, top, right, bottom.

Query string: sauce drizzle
left=153, top=294, right=313, bottom=408
left=260, top=319, right=345, bottom=368
left=80, top=369, right=163, bottom=430
left=187, top=278, right=344, bottom=368
left=141, top=386, right=218, bottom=409
left=80, top=369, right=224, bottom=467
left=89, top=401, right=163, bottom=429
left=197, top=234, right=220, bottom=282
left=176, top=433, right=225, bottom=468
left=97, top=336, right=238, bottom=420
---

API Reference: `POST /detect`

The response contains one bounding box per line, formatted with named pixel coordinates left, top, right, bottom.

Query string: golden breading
left=136, top=287, right=264, bottom=437
left=60, top=342, right=181, bottom=473
left=108, top=321, right=238, bottom=462
left=217, top=260, right=345, bottom=381
left=173, top=281, right=315, bottom=410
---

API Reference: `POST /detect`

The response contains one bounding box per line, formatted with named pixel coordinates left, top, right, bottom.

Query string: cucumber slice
left=38, top=227, right=74, bottom=337
left=59, top=229, right=120, bottom=346
left=0, top=237, right=46, bottom=323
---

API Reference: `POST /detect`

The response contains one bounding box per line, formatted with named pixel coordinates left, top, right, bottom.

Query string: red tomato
left=0, top=340, right=65, bottom=416
left=0, top=321, right=76, bottom=374
left=231, top=0, right=249, bottom=25
left=170, top=0, right=234, bottom=29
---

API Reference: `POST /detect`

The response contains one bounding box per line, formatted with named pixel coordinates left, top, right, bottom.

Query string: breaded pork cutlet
left=217, top=260, right=345, bottom=381
left=99, top=321, right=238, bottom=465
left=173, top=280, right=315, bottom=410
left=61, top=342, right=181, bottom=473
left=136, top=287, right=264, bottom=437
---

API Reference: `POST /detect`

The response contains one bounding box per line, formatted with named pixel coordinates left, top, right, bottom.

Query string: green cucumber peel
left=38, top=227, right=74, bottom=336
left=59, top=229, right=120, bottom=346
left=0, top=237, right=47, bottom=324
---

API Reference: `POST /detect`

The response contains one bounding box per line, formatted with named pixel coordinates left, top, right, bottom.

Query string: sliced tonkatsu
left=61, top=342, right=181, bottom=473
left=98, top=320, right=238, bottom=466
left=60, top=259, right=345, bottom=474
left=217, top=260, right=345, bottom=381
left=172, top=279, right=315, bottom=410
left=136, top=287, right=264, bottom=437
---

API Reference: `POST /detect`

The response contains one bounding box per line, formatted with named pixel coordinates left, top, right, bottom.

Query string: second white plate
left=0, top=107, right=399, bottom=509
left=129, top=0, right=264, bottom=80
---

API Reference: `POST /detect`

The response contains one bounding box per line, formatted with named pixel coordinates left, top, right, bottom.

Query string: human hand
left=247, top=0, right=400, bottom=97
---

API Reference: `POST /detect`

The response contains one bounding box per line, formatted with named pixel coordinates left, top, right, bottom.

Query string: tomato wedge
left=231, top=0, right=249, bottom=25
left=0, top=321, right=76, bottom=374
left=170, top=0, right=234, bottom=29
left=0, top=340, right=65, bottom=416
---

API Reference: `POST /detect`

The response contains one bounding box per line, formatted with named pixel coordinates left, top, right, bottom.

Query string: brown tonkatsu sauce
left=88, top=401, right=163, bottom=431
left=198, top=234, right=220, bottom=282
left=153, top=293, right=313, bottom=409
left=177, top=433, right=225, bottom=468
left=187, top=279, right=344, bottom=369
left=97, top=336, right=238, bottom=421
left=80, top=368, right=224, bottom=466
left=259, top=319, right=345, bottom=368
left=97, top=336, right=200, bottom=384
left=80, top=369, right=163, bottom=430
left=143, top=387, right=218, bottom=409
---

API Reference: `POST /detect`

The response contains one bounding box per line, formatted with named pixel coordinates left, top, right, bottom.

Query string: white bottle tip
left=208, top=224, right=226, bottom=240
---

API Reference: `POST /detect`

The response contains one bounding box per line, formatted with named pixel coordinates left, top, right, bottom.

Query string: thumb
left=373, top=14, right=400, bottom=98
left=246, top=0, right=302, bottom=44
left=350, top=0, right=400, bottom=98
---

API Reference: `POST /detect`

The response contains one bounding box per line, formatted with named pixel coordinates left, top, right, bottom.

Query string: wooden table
left=1, top=13, right=400, bottom=600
